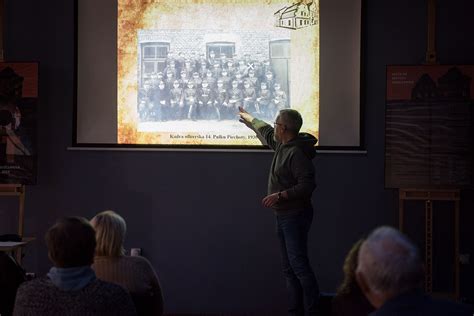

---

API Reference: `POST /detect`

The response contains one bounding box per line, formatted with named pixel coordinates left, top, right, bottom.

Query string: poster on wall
left=385, top=65, right=474, bottom=189
left=117, top=0, right=319, bottom=148
left=0, top=62, right=38, bottom=185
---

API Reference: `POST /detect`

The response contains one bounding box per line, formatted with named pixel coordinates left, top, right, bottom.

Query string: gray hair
left=279, top=109, right=303, bottom=133
left=357, top=226, right=423, bottom=296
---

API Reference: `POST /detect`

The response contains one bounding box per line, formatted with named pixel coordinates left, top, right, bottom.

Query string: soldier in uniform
left=183, top=59, right=195, bottom=79
left=219, top=52, right=228, bottom=69
left=256, top=81, right=272, bottom=119
left=247, top=69, right=260, bottom=92
left=176, top=52, right=186, bottom=74
left=153, top=80, right=169, bottom=121
left=156, top=72, right=164, bottom=84
left=170, top=80, right=184, bottom=120
left=184, top=81, right=198, bottom=120
left=205, top=70, right=216, bottom=89
left=189, top=52, right=198, bottom=69
left=213, top=79, right=229, bottom=120
left=262, top=59, right=273, bottom=80
left=207, top=50, right=218, bottom=68
left=234, top=71, right=244, bottom=89
left=138, top=82, right=154, bottom=121
left=253, top=56, right=264, bottom=80
left=191, top=72, right=202, bottom=89
left=263, top=70, right=276, bottom=92
left=228, top=80, right=243, bottom=117
left=211, top=62, right=222, bottom=79
left=199, top=60, right=209, bottom=79
left=271, top=82, right=288, bottom=117
left=198, top=79, right=218, bottom=120
left=237, top=59, right=248, bottom=77
left=242, top=79, right=257, bottom=115
left=232, top=53, right=239, bottom=67
left=197, top=53, right=207, bottom=68
left=219, top=69, right=232, bottom=90
left=163, top=59, right=178, bottom=80
left=243, top=53, right=252, bottom=68
left=226, top=60, right=236, bottom=77
left=165, top=69, right=176, bottom=90
left=178, top=70, right=190, bottom=89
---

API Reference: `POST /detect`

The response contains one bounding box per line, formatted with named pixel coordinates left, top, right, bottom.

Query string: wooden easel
left=399, top=188, right=460, bottom=300
left=397, top=0, right=461, bottom=300
left=0, top=184, right=26, bottom=236
left=0, top=184, right=31, bottom=263
left=0, top=1, right=35, bottom=266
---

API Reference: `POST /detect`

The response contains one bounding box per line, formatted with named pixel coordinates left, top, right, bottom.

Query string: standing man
left=238, top=107, right=320, bottom=316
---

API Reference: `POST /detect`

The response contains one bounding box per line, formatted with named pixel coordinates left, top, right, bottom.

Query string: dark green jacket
left=252, top=118, right=317, bottom=214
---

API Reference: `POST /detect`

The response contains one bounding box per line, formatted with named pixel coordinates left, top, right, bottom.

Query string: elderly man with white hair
left=356, top=226, right=473, bottom=316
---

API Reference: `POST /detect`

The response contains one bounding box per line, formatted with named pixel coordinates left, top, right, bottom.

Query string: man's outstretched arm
left=238, top=106, right=277, bottom=150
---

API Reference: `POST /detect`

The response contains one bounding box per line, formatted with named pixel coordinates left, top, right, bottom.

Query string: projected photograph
left=118, top=0, right=319, bottom=147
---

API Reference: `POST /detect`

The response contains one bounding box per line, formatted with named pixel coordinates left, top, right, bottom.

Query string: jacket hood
left=284, top=132, right=317, bottom=159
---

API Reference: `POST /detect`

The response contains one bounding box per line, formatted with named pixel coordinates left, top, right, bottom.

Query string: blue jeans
left=276, top=208, right=320, bottom=316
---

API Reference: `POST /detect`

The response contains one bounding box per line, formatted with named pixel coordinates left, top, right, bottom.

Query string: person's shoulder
left=17, top=276, right=53, bottom=295
left=374, top=295, right=473, bottom=316
left=286, top=145, right=315, bottom=165
left=430, top=298, right=474, bottom=315
left=14, top=277, right=57, bottom=312
left=124, top=256, right=156, bottom=272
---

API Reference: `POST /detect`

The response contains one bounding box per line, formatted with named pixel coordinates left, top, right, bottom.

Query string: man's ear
left=356, top=270, right=370, bottom=296
left=356, top=270, right=380, bottom=309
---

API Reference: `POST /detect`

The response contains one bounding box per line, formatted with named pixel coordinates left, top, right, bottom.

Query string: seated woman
left=14, top=217, right=136, bottom=316
left=91, top=211, right=164, bottom=316
left=331, top=239, right=374, bottom=316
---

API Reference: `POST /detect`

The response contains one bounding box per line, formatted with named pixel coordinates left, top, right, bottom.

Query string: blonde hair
left=90, top=210, right=126, bottom=257
left=337, top=239, right=365, bottom=295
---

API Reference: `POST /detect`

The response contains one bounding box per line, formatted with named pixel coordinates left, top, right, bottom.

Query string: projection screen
left=75, top=0, right=363, bottom=149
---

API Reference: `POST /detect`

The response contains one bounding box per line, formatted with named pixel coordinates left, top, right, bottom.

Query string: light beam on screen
left=117, top=0, right=319, bottom=146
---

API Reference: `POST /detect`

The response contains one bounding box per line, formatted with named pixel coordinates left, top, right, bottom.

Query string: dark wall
left=2, top=0, right=473, bottom=313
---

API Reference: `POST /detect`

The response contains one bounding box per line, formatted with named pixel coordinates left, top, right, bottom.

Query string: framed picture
left=385, top=65, right=474, bottom=189
left=0, top=62, right=38, bottom=184
left=116, top=0, right=320, bottom=148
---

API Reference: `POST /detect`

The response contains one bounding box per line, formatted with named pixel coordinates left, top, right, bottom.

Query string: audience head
left=45, top=217, right=96, bottom=268
left=356, top=226, right=423, bottom=308
left=337, top=239, right=365, bottom=295
left=91, top=210, right=127, bottom=257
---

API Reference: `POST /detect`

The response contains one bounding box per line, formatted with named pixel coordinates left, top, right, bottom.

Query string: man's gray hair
left=357, top=226, right=423, bottom=296
left=279, top=109, right=303, bottom=133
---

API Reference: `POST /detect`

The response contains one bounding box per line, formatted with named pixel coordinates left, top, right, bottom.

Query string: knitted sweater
left=13, top=277, right=136, bottom=316
left=92, top=256, right=164, bottom=316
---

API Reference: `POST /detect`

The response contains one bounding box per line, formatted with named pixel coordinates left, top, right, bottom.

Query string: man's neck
left=281, top=133, right=297, bottom=144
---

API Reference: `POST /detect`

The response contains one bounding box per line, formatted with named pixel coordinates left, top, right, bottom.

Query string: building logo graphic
left=274, top=1, right=318, bottom=30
